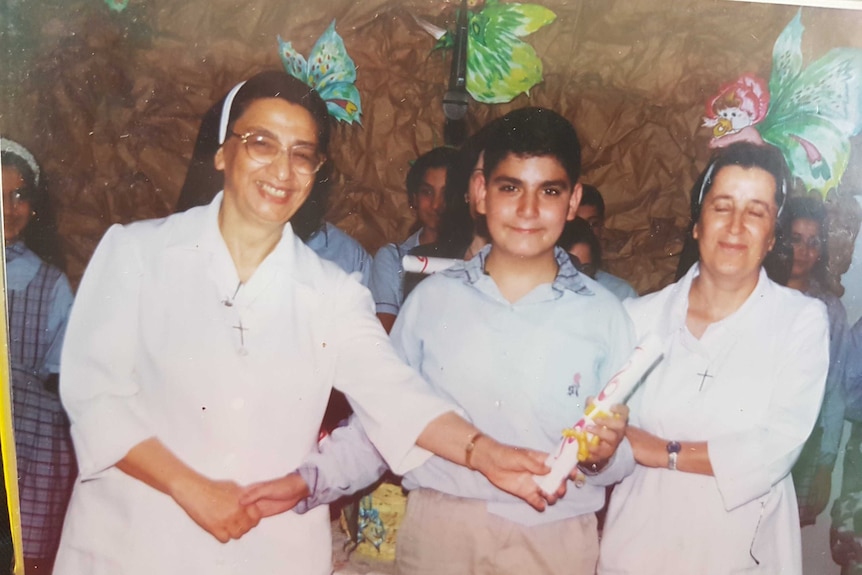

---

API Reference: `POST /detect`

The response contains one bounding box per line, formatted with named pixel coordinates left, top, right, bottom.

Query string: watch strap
left=666, top=440, right=681, bottom=471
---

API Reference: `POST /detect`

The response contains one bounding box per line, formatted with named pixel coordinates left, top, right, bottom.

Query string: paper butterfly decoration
left=357, top=495, right=387, bottom=551
left=278, top=20, right=362, bottom=125
left=420, top=0, right=556, bottom=104
left=104, top=0, right=128, bottom=12
left=703, top=10, right=862, bottom=197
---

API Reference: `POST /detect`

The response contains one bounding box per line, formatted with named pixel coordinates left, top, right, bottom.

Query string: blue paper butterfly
left=278, top=20, right=362, bottom=125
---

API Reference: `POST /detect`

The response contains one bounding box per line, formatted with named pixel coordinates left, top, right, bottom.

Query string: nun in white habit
left=599, top=142, right=829, bottom=575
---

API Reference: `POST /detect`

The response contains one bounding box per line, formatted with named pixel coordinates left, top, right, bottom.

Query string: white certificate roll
left=535, top=333, right=664, bottom=495
left=401, top=255, right=460, bottom=275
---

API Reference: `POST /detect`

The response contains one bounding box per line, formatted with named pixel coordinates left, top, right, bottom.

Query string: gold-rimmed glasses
left=789, top=234, right=822, bottom=252
left=229, top=131, right=324, bottom=175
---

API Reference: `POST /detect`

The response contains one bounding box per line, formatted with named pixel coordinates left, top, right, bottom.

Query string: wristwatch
left=577, top=460, right=604, bottom=476
left=666, top=440, right=681, bottom=471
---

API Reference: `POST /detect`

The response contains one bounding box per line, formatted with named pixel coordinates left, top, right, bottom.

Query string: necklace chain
left=222, top=281, right=242, bottom=307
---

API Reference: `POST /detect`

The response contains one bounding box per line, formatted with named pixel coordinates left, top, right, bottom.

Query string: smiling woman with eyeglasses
left=54, top=70, right=557, bottom=575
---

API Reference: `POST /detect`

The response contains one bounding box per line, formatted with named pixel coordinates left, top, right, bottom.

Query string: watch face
left=667, top=440, right=682, bottom=454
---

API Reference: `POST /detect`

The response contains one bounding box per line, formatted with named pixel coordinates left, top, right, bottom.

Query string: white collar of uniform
left=671, top=262, right=772, bottom=335
left=163, top=191, right=321, bottom=289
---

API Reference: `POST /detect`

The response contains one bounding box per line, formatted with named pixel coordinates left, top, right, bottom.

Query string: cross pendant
left=697, top=368, right=713, bottom=391
left=233, top=319, right=248, bottom=348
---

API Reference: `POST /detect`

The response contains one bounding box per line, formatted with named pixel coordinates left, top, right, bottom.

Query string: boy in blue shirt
left=391, top=107, right=635, bottom=574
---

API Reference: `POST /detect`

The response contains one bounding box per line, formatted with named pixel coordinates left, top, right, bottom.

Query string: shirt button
left=231, top=397, right=245, bottom=410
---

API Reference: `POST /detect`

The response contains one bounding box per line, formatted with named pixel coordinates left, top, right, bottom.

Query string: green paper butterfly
left=278, top=20, right=362, bottom=125
left=758, top=11, right=862, bottom=196
left=434, top=0, right=556, bottom=104
left=705, top=11, right=862, bottom=197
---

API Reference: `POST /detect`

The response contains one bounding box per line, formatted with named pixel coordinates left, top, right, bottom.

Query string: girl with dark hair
left=1, top=139, right=76, bottom=574
left=784, top=196, right=848, bottom=526
left=55, top=71, right=556, bottom=575
left=600, top=142, right=830, bottom=574
left=369, top=146, right=459, bottom=332
left=401, top=124, right=494, bottom=299
left=427, top=133, right=490, bottom=260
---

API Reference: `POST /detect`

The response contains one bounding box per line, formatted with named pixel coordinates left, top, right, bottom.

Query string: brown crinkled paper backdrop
left=1, top=0, right=861, bottom=294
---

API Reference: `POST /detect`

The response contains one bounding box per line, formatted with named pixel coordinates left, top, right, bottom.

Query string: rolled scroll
left=401, top=255, right=460, bottom=275
left=535, top=334, right=664, bottom=494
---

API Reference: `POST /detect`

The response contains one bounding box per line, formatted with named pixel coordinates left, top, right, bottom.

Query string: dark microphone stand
left=443, top=0, right=469, bottom=147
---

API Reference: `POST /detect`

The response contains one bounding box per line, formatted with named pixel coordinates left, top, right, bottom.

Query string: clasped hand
left=171, top=476, right=264, bottom=544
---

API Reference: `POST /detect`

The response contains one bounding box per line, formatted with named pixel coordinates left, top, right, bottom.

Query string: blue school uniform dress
left=305, top=222, right=372, bottom=287
left=369, top=229, right=421, bottom=316
left=6, top=241, right=75, bottom=560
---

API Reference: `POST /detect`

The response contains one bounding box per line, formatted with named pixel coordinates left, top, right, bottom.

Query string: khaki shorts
left=396, top=488, right=599, bottom=575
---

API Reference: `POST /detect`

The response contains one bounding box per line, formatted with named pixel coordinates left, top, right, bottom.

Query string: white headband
left=218, top=81, right=247, bottom=145
left=0, top=138, right=40, bottom=187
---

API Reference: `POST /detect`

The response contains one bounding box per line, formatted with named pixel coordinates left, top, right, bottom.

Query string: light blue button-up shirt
left=395, top=245, right=636, bottom=526
left=596, top=269, right=637, bottom=301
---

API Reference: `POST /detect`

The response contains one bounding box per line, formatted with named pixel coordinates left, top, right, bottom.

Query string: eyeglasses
left=229, top=131, right=324, bottom=175
left=790, top=235, right=822, bottom=251
left=584, top=218, right=603, bottom=231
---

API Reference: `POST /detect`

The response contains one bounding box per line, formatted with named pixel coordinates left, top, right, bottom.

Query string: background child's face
left=478, top=154, right=581, bottom=261
left=2, top=166, right=33, bottom=244
left=414, top=166, right=447, bottom=233
left=575, top=203, right=604, bottom=240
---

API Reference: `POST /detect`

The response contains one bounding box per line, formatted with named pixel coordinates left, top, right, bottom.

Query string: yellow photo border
left=0, top=166, right=24, bottom=574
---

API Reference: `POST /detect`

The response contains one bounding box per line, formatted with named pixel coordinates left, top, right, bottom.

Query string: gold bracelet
left=465, top=431, right=485, bottom=470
